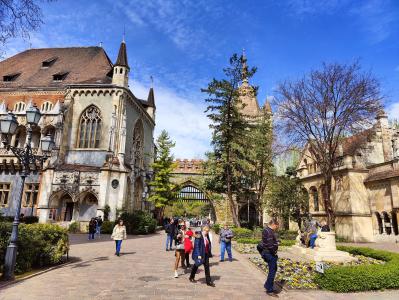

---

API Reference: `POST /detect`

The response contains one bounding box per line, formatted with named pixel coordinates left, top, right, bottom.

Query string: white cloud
left=387, top=102, right=399, bottom=121
left=131, top=79, right=211, bottom=159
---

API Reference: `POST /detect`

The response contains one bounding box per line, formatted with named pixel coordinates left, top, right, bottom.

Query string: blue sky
left=4, top=0, right=399, bottom=158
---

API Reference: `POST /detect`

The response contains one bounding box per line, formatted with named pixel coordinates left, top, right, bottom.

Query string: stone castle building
left=0, top=41, right=156, bottom=226
left=297, top=111, right=399, bottom=242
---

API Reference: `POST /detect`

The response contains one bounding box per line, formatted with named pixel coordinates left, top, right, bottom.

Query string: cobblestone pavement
left=0, top=232, right=398, bottom=300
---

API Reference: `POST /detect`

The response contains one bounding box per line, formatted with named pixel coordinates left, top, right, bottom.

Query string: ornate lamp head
left=26, top=105, right=41, bottom=126
left=41, top=134, right=55, bottom=152
left=0, top=112, right=18, bottom=135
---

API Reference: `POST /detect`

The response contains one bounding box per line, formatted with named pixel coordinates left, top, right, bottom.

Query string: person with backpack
left=257, top=219, right=279, bottom=297
left=165, top=219, right=174, bottom=251
left=219, top=224, right=234, bottom=262
left=88, top=218, right=97, bottom=240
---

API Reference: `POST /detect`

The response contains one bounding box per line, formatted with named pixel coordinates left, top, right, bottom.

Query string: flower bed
left=249, top=253, right=384, bottom=290
left=234, top=240, right=295, bottom=254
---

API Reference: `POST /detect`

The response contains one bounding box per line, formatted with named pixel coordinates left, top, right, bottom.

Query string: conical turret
left=112, top=40, right=130, bottom=88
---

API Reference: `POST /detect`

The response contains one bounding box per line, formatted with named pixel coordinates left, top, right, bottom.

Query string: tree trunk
left=323, top=174, right=335, bottom=229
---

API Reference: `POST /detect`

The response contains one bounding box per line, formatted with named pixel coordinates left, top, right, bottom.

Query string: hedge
left=213, top=224, right=221, bottom=234
left=101, top=221, right=115, bottom=234
left=236, top=237, right=295, bottom=247
left=231, top=227, right=253, bottom=239
left=120, top=210, right=157, bottom=234
left=0, top=222, right=69, bottom=274
left=315, top=246, right=399, bottom=292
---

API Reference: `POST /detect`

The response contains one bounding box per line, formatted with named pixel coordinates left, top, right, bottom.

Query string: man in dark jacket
left=259, top=219, right=279, bottom=297
left=165, top=219, right=175, bottom=251
left=189, top=226, right=215, bottom=287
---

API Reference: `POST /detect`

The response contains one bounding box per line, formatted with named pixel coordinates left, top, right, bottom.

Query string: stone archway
left=239, top=202, right=257, bottom=227
left=49, top=192, right=74, bottom=222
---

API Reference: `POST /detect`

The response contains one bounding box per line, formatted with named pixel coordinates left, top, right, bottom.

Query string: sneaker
left=229, top=258, right=233, bottom=262
left=206, top=282, right=215, bottom=287
left=219, top=259, right=224, bottom=262
left=174, top=270, right=178, bottom=278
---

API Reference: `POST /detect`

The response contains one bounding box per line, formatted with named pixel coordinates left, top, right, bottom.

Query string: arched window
left=382, top=211, right=392, bottom=235
left=131, top=119, right=144, bottom=169
left=13, top=102, right=26, bottom=113
left=41, top=101, right=53, bottom=112
left=310, top=187, right=319, bottom=212
left=77, top=105, right=102, bottom=148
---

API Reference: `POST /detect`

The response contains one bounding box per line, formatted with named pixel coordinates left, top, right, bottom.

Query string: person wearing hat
left=184, top=227, right=194, bottom=267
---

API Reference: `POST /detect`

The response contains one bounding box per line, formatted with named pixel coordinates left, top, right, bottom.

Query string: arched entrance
left=49, top=193, right=74, bottom=222
left=239, top=203, right=257, bottom=228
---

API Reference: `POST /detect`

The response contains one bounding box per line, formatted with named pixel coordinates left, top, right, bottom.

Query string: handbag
left=176, top=243, right=184, bottom=250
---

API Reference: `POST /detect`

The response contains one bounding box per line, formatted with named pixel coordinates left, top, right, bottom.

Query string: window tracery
left=77, top=105, right=102, bottom=148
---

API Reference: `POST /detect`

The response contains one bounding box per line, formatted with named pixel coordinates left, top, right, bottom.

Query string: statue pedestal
left=288, top=231, right=357, bottom=263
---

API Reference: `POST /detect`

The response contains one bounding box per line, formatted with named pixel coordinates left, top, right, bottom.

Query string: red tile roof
left=0, top=47, right=113, bottom=88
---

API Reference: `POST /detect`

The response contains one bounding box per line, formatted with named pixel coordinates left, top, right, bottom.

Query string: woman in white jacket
left=111, top=219, right=127, bottom=256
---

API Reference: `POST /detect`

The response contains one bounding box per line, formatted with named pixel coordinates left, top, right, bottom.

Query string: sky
left=3, top=0, right=399, bottom=158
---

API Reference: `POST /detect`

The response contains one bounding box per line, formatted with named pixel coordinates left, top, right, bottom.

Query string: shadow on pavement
left=69, top=232, right=163, bottom=246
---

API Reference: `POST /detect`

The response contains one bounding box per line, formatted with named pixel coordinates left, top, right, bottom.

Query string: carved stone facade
left=297, top=111, right=399, bottom=242
left=0, top=42, right=156, bottom=224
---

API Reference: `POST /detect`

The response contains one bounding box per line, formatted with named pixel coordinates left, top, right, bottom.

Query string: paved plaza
left=0, top=232, right=398, bottom=300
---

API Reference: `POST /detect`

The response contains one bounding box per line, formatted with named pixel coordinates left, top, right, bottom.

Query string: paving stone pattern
left=0, top=232, right=398, bottom=300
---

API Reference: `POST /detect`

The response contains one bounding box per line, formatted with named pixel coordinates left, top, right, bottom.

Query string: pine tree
left=203, top=54, right=256, bottom=226
left=246, top=107, right=274, bottom=225
left=148, top=130, right=178, bottom=222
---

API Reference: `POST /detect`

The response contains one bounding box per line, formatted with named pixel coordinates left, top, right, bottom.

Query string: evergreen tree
left=246, top=107, right=274, bottom=225
left=203, top=54, right=256, bottom=226
left=265, top=167, right=309, bottom=230
left=148, top=130, right=178, bottom=222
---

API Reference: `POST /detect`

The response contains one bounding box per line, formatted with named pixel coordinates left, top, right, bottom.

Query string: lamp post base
left=3, top=243, right=18, bottom=280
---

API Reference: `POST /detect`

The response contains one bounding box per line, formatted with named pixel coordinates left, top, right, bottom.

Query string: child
left=184, top=227, right=194, bottom=267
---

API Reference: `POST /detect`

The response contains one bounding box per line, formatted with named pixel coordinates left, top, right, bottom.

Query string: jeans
left=220, top=241, right=232, bottom=261
left=190, top=253, right=211, bottom=284
left=96, top=225, right=101, bottom=236
left=166, top=234, right=173, bottom=250
left=309, top=234, right=317, bottom=249
left=262, top=253, right=278, bottom=293
left=115, top=240, right=122, bottom=255
left=88, top=232, right=95, bottom=240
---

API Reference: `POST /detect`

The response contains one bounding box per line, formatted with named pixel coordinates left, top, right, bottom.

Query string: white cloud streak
left=131, top=80, right=211, bottom=159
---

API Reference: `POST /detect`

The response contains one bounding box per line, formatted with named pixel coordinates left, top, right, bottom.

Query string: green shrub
left=213, top=224, right=221, bottom=234
left=101, top=220, right=115, bottom=234
left=236, top=238, right=295, bottom=247
left=236, top=238, right=259, bottom=244
left=68, top=221, right=80, bottom=233
left=0, top=223, right=69, bottom=274
left=315, top=246, right=399, bottom=292
left=231, top=227, right=253, bottom=239
left=278, top=230, right=297, bottom=240
left=120, top=210, right=157, bottom=234
left=23, top=216, right=39, bottom=224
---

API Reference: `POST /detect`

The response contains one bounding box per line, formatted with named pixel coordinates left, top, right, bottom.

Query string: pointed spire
left=242, top=48, right=248, bottom=85
left=115, top=40, right=129, bottom=68
left=263, top=99, right=272, bottom=113
left=147, top=87, right=155, bottom=108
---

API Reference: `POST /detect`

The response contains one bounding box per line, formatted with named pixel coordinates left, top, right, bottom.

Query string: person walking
left=173, top=222, right=185, bottom=278
left=189, top=226, right=215, bottom=287
left=184, top=227, right=194, bottom=267
left=308, top=220, right=318, bottom=249
left=258, top=219, right=279, bottom=297
left=88, top=218, right=96, bottom=240
left=96, top=216, right=103, bottom=237
left=111, top=219, right=127, bottom=256
left=219, top=224, right=234, bottom=262
left=165, top=219, right=174, bottom=251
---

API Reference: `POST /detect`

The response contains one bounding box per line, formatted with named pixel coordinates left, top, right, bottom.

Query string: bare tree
left=275, top=62, right=382, bottom=227
left=0, top=0, right=50, bottom=50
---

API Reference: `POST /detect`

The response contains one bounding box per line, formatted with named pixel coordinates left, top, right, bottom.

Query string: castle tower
left=112, top=40, right=129, bottom=88
left=239, top=50, right=261, bottom=117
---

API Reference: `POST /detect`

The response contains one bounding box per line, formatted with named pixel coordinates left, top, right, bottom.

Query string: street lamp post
left=1, top=108, right=54, bottom=280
